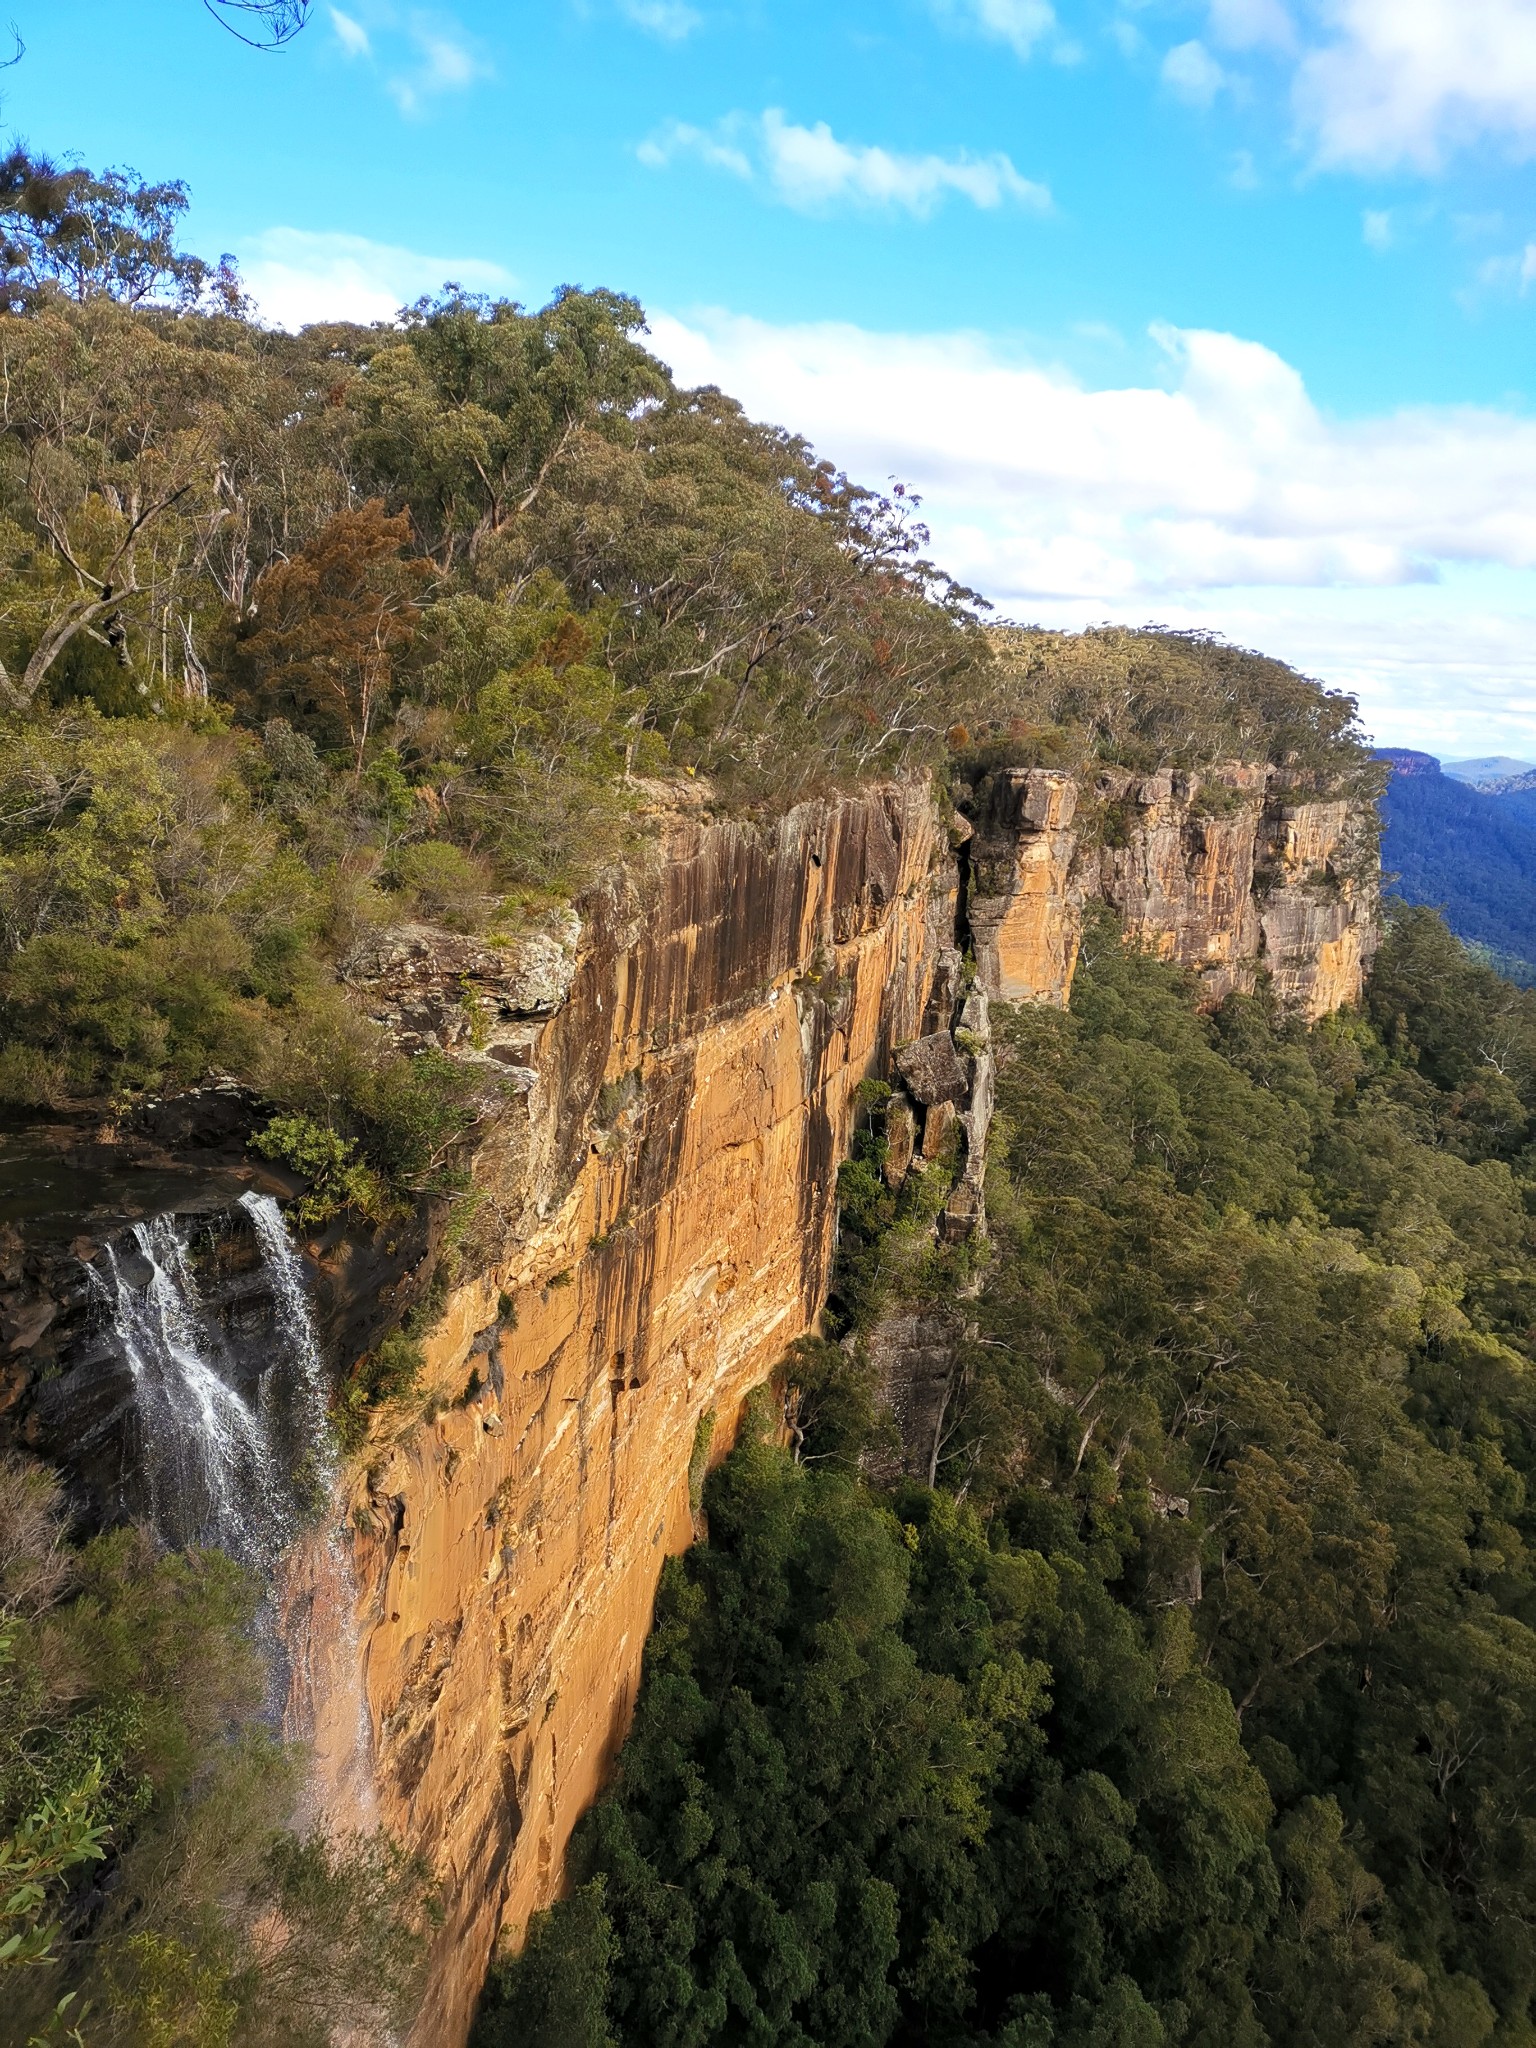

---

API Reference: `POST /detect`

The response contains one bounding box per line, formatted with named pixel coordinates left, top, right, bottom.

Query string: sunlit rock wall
left=308, top=784, right=959, bottom=2045
left=965, top=763, right=1378, bottom=1019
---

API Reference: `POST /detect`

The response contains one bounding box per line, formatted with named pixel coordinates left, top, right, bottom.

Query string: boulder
left=895, top=1032, right=970, bottom=1107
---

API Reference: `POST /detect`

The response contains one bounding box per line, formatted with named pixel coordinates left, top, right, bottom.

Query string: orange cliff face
left=966, top=763, right=1379, bottom=1020
left=290, top=783, right=960, bottom=2047
left=284, top=764, right=1378, bottom=2047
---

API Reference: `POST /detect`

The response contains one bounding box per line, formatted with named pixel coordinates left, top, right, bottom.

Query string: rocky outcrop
left=964, top=762, right=1378, bottom=1019
left=965, top=769, right=1082, bottom=1004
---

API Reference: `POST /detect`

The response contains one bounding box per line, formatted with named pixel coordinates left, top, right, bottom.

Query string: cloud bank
left=240, top=228, right=513, bottom=328
left=1292, top=0, right=1536, bottom=171
left=1174, top=0, right=1536, bottom=173
left=651, top=307, right=1536, bottom=748
left=652, top=308, right=1536, bottom=597
left=639, top=110, right=1051, bottom=216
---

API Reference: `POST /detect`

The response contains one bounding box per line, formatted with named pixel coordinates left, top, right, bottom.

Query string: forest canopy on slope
left=1377, top=754, right=1536, bottom=986
left=0, top=152, right=1372, bottom=1161
left=479, top=908, right=1536, bottom=2048
left=0, top=1454, right=440, bottom=2046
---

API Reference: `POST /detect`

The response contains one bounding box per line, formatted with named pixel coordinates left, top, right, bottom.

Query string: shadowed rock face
left=0, top=766, right=1379, bottom=2048
left=0, top=1099, right=434, bottom=1523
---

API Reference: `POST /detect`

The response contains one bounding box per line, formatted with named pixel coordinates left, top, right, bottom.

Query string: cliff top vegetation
left=0, top=148, right=1374, bottom=1188
left=972, top=625, right=1378, bottom=786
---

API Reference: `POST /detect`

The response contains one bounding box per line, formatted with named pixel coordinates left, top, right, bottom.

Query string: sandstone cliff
left=297, top=781, right=960, bottom=2044
left=965, top=761, right=1378, bottom=1019
left=0, top=762, right=1379, bottom=2047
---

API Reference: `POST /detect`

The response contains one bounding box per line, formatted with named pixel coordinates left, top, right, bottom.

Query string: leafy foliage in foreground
left=479, top=908, right=1536, bottom=2048
left=0, top=1452, right=437, bottom=2045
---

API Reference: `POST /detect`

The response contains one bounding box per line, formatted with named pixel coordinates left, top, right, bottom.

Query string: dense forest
left=1, top=145, right=1519, bottom=2048
left=480, top=910, right=1536, bottom=2048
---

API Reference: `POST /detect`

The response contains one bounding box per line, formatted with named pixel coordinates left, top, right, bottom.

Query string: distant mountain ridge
left=1376, top=749, right=1536, bottom=982
left=1442, top=754, right=1536, bottom=787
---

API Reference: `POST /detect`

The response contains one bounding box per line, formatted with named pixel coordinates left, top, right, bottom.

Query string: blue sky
left=15, top=0, right=1536, bottom=755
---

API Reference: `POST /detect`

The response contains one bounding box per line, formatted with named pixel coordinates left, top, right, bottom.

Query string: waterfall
left=90, top=1193, right=337, bottom=1564
left=91, top=1193, right=381, bottom=1830
left=239, top=1189, right=336, bottom=1498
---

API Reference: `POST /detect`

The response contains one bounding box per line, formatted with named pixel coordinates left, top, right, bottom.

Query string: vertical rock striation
left=324, top=784, right=958, bottom=2044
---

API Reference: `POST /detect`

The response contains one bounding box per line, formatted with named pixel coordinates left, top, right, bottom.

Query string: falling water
left=240, top=1196, right=379, bottom=1817
left=91, top=1195, right=380, bottom=1819
left=91, top=1192, right=332, bottom=1566
left=239, top=1189, right=334, bottom=1495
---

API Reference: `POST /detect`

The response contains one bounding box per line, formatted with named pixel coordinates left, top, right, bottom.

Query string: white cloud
left=387, top=17, right=490, bottom=113
left=1162, top=39, right=1227, bottom=105
left=1294, top=0, right=1536, bottom=172
left=619, top=0, right=701, bottom=37
left=637, top=120, right=753, bottom=180
left=1194, top=587, right=1536, bottom=754
left=649, top=307, right=1536, bottom=750
left=1207, top=0, right=1293, bottom=51
left=329, top=6, right=371, bottom=56
left=1363, top=207, right=1393, bottom=249
left=321, top=5, right=489, bottom=116
left=239, top=228, right=514, bottom=329
left=639, top=110, right=1051, bottom=217
left=932, top=0, right=1061, bottom=60
left=649, top=307, right=1536, bottom=598
left=1475, top=240, right=1536, bottom=293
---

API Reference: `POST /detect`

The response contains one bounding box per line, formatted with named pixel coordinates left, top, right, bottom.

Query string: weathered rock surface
left=313, top=782, right=959, bottom=2045
left=895, top=1031, right=971, bottom=1107
left=964, top=762, right=1377, bottom=1018
left=966, top=769, right=1082, bottom=1004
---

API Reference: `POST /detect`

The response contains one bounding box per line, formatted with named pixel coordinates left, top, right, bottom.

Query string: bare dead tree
left=202, top=0, right=312, bottom=48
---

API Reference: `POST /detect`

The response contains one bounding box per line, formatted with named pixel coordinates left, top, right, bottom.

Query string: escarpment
left=0, top=760, right=1378, bottom=2047
left=964, top=760, right=1378, bottom=1018
left=306, top=782, right=961, bottom=2043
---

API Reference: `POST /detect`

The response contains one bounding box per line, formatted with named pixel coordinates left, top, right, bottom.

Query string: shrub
left=334, top=1333, right=427, bottom=1451
left=388, top=839, right=492, bottom=930
left=253, top=1114, right=395, bottom=1227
